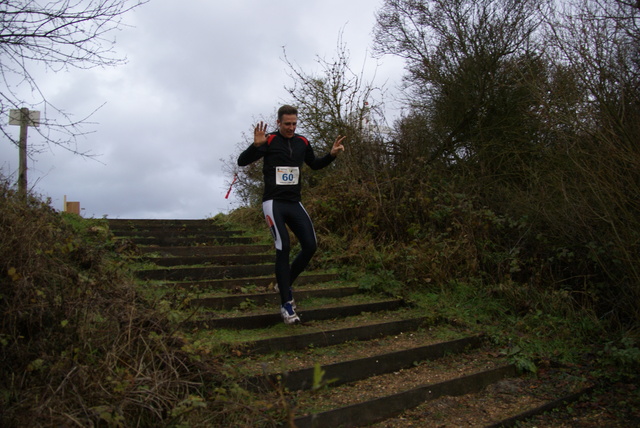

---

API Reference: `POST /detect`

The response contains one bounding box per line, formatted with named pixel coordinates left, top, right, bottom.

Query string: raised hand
left=253, top=121, right=268, bottom=147
left=330, top=135, right=346, bottom=156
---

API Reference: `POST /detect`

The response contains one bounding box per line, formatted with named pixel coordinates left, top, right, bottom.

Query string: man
left=237, top=105, right=346, bottom=324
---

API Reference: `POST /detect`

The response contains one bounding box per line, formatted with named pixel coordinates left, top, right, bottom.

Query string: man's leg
left=287, top=202, right=318, bottom=287
left=263, top=200, right=293, bottom=305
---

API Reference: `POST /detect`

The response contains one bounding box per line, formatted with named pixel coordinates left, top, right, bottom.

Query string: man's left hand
left=331, top=135, right=346, bottom=157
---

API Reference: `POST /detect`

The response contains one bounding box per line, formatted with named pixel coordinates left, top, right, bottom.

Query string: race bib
left=275, top=166, right=300, bottom=185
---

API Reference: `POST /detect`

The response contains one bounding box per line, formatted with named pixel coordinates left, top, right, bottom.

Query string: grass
left=0, top=183, right=260, bottom=427
left=2, top=180, right=639, bottom=426
left=404, top=279, right=601, bottom=367
left=185, top=305, right=430, bottom=346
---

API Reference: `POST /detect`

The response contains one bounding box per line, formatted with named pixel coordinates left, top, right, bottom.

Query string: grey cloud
left=1, top=0, right=403, bottom=219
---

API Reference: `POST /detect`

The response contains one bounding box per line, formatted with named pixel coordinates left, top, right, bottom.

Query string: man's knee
left=302, top=240, right=317, bottom=256
left=276, top=245, right=291, bottom=257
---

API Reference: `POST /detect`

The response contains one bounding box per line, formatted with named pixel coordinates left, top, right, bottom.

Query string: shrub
left=0, top=180, right=233, bottom=427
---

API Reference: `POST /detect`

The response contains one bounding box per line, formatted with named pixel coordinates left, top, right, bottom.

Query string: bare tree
left=373, top=0, right=549, bottom=175
left=282, top=36, right=391, bottom=179
left=541, top=0, right=640, bottom=320
left=225, top=36, right=391, bottom=207
left=0, top=0, right=148, bottom=155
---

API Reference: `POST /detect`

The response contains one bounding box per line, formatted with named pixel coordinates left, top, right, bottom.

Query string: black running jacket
left=237, top=131, right=335, bottom=202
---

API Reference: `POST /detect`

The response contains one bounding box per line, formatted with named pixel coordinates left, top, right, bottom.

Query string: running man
left=237, top=105, right=346, bottom=324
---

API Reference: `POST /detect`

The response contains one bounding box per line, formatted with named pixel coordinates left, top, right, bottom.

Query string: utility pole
left=9, top=108, right=40, bottom=196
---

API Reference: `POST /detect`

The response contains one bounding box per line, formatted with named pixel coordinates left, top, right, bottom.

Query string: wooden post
left=9, top=107, right=39, bottom=196
left=18, top=107, right=29, bottom=196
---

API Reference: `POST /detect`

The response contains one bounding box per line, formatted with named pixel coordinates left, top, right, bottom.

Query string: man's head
left=277, top=105, right=298, bottom=138
left=277, top=105, right=298, bottom=121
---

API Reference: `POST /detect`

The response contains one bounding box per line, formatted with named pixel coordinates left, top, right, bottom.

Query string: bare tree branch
left=0, top=0, right=148, bottom=155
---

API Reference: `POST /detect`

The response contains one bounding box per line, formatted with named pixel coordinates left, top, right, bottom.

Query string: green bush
left=0, top=180, right=235, bottom=427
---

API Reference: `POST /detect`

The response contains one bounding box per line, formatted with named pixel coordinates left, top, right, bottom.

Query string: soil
left=210, top=300, right=638, bottom=427
left=290, top=347, right=510, bottom=414
left=232, top=327, right=614, bottom=426
left=288, top=355, right=632, bottom=427
left=230, top=325, right=467, bottom=376
left=120, top=220, right=640, bottom=427
left=194, top=305, right=430, bottom=345
left=369, top=381, right=639, bottom=427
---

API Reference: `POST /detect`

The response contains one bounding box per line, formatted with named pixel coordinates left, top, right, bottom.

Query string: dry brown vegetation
left=226, top=2, right=640, bottom=421
left=0, top=182, right=257, bottom=427
left=230, top=0, right=640, bottom=335
left=3, top=0, right=640, bottom=425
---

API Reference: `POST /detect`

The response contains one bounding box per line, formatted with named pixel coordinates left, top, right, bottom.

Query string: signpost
left=8, top=108, right=40, bottom=195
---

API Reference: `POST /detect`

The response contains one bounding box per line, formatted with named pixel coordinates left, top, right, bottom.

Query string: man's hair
left=278, top=105, right=298, bottom=120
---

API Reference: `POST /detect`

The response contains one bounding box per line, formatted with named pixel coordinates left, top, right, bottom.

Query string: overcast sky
left=0, top=0, right=404, bottom=219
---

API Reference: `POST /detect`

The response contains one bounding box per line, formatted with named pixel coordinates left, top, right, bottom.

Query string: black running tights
left=262, top=199, right=317, bottom=305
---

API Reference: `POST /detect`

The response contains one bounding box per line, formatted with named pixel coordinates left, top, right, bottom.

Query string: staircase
left=107, top=218, right=594, bottom=427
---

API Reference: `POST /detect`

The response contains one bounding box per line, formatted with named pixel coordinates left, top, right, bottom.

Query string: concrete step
left=292, top=365, right=518, bottom=428
left=139, top=253, right=273, bottom=267
left=122, top=235, right=257, bottom=246
left=107, top=218, right=225, bottom=229
left=136, top=244, right=272, bottom=257
left=187, top=299, right=405, bottom=330
left=190, top=286, right=361, bottom=310
left=112, top=229, right=241, bottom=239
left=246, top=335, right=485, bottom=392
left=106, top=218, right=599, bottom=426
left=171, top=273, right=339, bottom=291
left=136, top=264, right=274, bottom=281
left=234, top=317, right=433, bottom=355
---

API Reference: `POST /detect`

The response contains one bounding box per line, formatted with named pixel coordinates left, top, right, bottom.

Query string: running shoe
left=274, top=283, right=296, bottom=309
left=280, top=301, right=300, bottom=325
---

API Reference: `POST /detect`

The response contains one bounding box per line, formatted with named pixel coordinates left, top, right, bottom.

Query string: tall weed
left=0, top=180, right=257, bottom=427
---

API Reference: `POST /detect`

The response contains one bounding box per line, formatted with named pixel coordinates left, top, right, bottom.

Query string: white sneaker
left=280, top=301, right=300, bottom=325
left=274, top=283, right=296, bottom=310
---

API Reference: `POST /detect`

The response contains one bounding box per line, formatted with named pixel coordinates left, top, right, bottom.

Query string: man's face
left=277, top=114, right=297, bottom=139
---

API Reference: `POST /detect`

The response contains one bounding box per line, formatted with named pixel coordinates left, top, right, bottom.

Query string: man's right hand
left=254, top=121, right=268, bottom=147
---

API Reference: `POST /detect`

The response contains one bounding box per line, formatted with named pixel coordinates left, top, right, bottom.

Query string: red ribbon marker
left=225, top=173, right=238, bottom=199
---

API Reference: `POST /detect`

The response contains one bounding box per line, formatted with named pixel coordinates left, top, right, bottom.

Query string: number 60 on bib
left=276, top=166, right=300, bottom=185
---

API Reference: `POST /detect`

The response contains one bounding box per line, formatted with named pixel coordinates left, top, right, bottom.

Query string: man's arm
left=238, top=122, right=268, bottom=166
left=305, top=135, right=346, bottom=170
